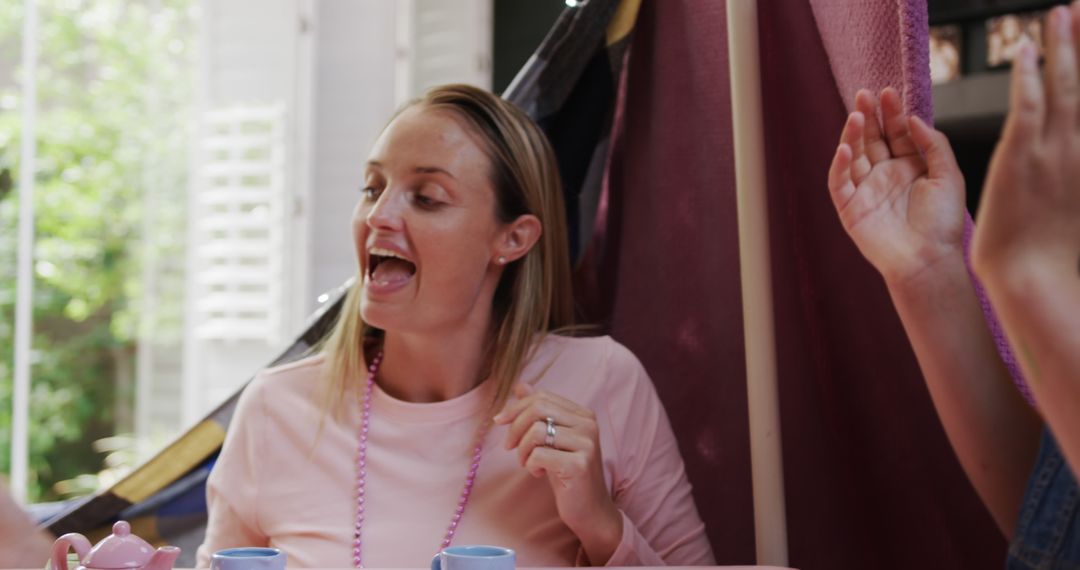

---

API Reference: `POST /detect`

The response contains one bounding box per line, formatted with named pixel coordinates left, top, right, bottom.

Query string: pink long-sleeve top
left=196, top=334, right=715, bottom=567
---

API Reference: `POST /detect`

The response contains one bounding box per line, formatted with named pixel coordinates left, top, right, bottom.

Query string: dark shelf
left=932, top=72, right=1009, bottom=131
left=930, top=0, right=1058, bottom=26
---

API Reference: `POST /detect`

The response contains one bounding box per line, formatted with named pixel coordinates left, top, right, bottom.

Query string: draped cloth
left=579, top=0, right=1007, bottom=566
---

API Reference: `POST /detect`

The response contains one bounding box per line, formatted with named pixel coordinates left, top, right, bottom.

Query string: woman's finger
left=1002, top=41, right=1045, bottom=149
left=516, top=419, right=591, bottom=466
left=855, top=89, right=891, bottom=164
left=493, top=384, right=539, bottom=425
left=502, top=399, right=585, bottom=451
left=908, top=116, right=963, bottom=186
left=841, top=111, right=872, bottom=185
left=838, top=112, right=872, bottom=187
left=532, top=389, right=595, bottom=420
left=881, top=87, right=919, bottom=157
left=829, top=139, right=856, bottom=213
left=523, top=446, right=590, bottom=481
left=1044, top=6, right=1078, bottom=135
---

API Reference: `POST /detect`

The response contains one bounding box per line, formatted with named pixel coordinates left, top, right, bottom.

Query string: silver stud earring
left=497, top=256, right=507, bottom=265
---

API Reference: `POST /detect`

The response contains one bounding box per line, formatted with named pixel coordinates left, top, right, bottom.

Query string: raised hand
left=970, top=3, right=1080, bottom=478
left=972, top=5, right=1080, bottom=284
left=493, top=384, right=620, bottom=565
left=827, top=87, right=1048, bottom=536
left=827, top=88, right=968, bottom=286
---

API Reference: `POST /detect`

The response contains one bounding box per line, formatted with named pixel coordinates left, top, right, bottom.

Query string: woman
left=196, top=85, right=714, bottom=568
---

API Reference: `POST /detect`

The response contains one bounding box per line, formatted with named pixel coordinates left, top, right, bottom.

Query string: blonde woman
left=196, top=85, right=714, bottom=568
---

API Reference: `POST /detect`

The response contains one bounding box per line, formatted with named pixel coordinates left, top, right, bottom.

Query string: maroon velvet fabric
left=584, top=0, right=1008, bottom=567
left=593, top=0, right=756, bottom=563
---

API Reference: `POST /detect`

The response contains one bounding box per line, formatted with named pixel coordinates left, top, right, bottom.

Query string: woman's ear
left=493, top=214, right=542, bottom=265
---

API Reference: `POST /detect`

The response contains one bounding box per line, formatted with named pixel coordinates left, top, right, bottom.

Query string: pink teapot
left=51, top=521, right=180, bottom=570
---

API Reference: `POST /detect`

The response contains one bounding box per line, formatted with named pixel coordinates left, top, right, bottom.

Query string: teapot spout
left=144, top=546, right=181, bottom=570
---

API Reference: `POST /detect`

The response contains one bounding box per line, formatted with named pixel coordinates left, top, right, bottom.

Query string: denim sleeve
left=1007, top=428, right=1080, bottom=569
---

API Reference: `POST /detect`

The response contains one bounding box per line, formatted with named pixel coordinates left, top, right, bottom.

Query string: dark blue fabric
left=1008, top=429, right=1080, bottom=569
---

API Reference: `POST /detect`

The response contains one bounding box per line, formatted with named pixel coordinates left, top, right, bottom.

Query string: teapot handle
left=51, top=534, right=92, bottom=570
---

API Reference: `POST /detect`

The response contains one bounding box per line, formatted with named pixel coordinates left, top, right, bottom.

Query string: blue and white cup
left=211, top=547, right=287, bottom=570
left=431, top=545, right=516, bottom=570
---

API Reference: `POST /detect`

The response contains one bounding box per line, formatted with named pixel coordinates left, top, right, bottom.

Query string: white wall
left=308, top=0, right=399, bottom=305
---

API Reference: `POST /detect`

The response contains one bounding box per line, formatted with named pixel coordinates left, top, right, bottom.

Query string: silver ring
left=544, top=416, right=556, bottom=448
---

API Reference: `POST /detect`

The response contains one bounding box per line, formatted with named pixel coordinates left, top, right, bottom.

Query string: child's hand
left=828, top=88, right=967, bottom=287
left=973, top=4, right=1080, bottom=286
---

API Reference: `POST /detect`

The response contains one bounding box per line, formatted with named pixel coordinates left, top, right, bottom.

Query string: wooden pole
left=725, top=0, right=789, bottom=565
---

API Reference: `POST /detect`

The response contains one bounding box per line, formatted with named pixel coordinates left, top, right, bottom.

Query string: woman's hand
left=493, top=384, right=622, bottom=565
left=0, top=485, right=53, bottom=568
left=969, top=4, right=1080, bottom=476
left=827, top=87, right=968, bottom=288
left=972, top=6, right=1080, bottom=288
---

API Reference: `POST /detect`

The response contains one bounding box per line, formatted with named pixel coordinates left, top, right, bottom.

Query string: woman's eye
left=361, top=186, right=381, bottom=201
left=413, top=193, right=439, bottom=208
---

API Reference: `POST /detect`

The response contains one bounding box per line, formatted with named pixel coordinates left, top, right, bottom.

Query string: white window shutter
left=192, top=104, right=287, bottom=346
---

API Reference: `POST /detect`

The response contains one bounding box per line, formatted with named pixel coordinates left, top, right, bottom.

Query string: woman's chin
left=359, top=298, right=409, bottom=333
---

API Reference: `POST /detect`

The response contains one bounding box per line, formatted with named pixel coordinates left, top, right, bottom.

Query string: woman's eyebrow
left=415, top=166, right=456, bottom=180
left=365, top=160, right=455, bottom=180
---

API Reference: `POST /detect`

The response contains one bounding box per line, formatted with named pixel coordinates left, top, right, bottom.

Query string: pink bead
left=351, top=351, right=497, bottom=568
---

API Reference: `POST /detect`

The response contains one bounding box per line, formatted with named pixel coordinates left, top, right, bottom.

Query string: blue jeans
left=1007, top=429, right=1080, bottom=569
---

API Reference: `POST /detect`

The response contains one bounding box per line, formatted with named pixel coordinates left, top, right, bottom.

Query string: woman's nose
left=365, top=189, right=405, bottom=231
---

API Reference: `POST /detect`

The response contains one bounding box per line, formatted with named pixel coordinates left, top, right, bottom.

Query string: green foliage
left=0, top=0, right=194, bottom=502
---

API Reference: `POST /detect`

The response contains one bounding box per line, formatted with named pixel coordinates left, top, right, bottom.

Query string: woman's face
left=354, top=105, right=507, bottom=335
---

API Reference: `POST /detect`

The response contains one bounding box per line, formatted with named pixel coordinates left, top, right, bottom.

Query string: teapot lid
left=82, top=521, right=156, bottom=569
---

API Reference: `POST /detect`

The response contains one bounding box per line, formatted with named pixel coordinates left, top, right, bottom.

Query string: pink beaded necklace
left=352, top=352, right=490, bottom=568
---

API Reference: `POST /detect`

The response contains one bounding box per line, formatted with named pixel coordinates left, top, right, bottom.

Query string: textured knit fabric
left=807, top=0, right=906, bottom=115
left=195, top=334, right=714, bottom=568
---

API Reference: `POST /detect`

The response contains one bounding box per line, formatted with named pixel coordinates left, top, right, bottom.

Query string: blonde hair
left=319, top=84, right=574, bottom=413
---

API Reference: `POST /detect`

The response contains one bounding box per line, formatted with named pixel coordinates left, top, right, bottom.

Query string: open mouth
left=367, top=246, right=417, bottom=287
